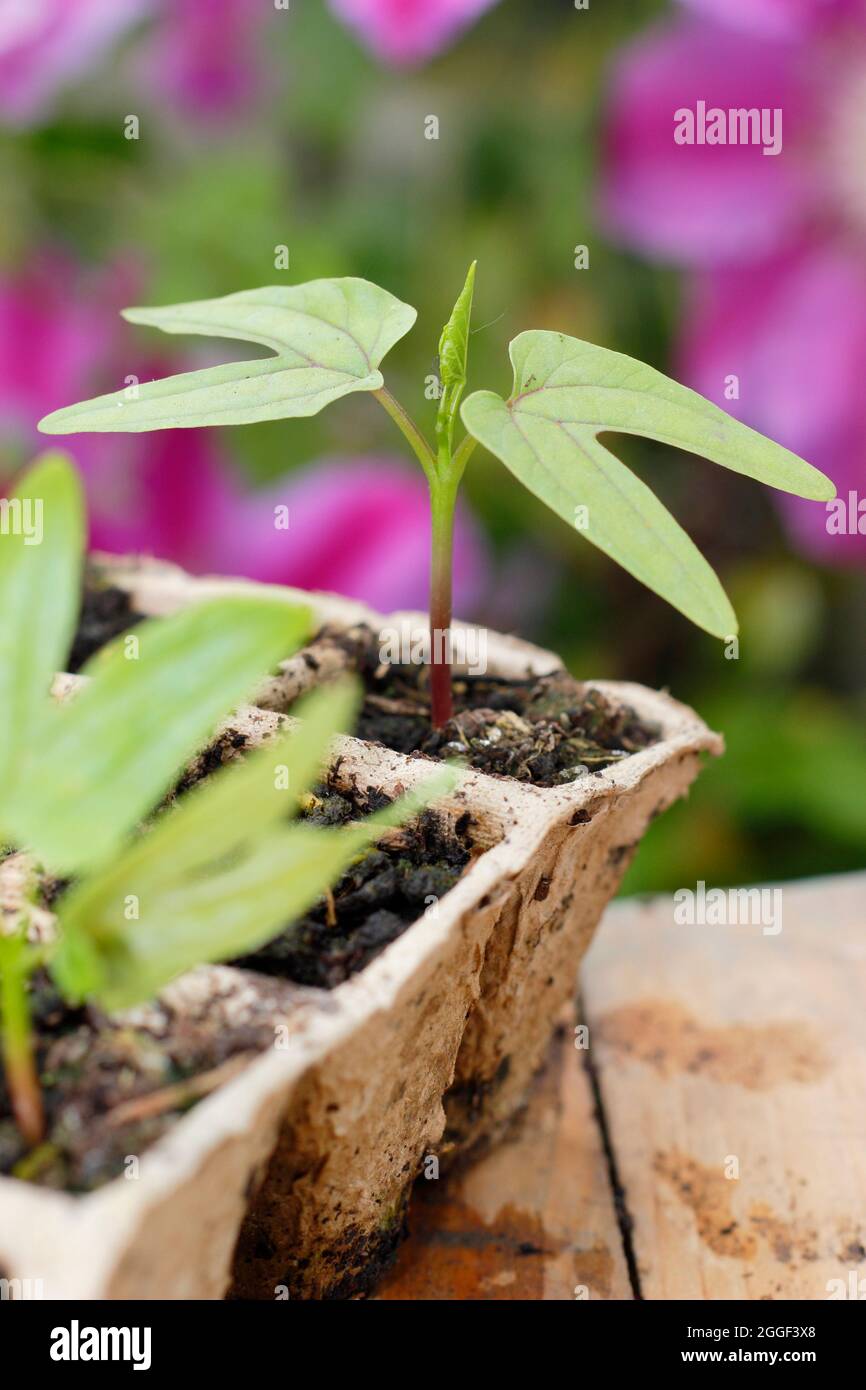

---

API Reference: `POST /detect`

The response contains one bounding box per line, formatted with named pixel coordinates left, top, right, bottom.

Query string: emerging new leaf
left=438, top=260, right=475, bottom=395
left=461, top=332, right=835, bottom=638
left=436, top=261, right=476, bottom=461
left=38, top=280, right=417, bottom=433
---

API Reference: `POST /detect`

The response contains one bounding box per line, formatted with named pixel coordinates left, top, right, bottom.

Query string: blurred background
left=1, top=0, right=864, bottom=894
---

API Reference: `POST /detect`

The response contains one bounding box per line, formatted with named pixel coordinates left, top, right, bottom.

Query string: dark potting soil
left=316, top=626, right=660, bottom=786
left=68, top=579, right=145, bottom=672
left=66, top=584, right=659, bottom=788
left=0, top=970, right=286, bottom=1193
left=232, top=784, right=470, bottom=989
left=0, top=779, right=471, bottom=1192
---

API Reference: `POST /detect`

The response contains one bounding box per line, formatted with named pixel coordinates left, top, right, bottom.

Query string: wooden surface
left=377, top=1013, right=632, bottom=1300
left=379, top=871, right=866, bottom=1301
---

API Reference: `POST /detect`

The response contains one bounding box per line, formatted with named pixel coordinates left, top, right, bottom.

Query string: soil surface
left=0, top=778, right=471, bottom=1191
left=67, top=586, right=659, bottom=788
left=316, top=626, right=660, bottom=786
left=0, top=969, right=288, bottom=1193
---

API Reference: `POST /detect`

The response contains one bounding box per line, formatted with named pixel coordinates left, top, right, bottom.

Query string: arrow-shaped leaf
left=38, top=279, right=417, bottom=433
left=461, top=331, right=835, bottom=638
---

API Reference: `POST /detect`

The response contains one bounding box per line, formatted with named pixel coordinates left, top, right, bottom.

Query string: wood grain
left=582, top=871, right=866, bottom=1300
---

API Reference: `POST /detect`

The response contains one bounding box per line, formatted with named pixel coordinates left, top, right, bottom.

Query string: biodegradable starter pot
left=0, top=557, right=721, bottom=1299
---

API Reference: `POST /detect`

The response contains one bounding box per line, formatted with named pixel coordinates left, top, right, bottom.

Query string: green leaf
left=8, top=598, right=310, bottom=875
left=51, top=676, right=357, bottom=1005
left=54, top=738, right=458, bottom=1011
left=0, top=454, right=84, bottom=802
left=57, top=678, right=360, bottom=907
left=461, top=332, right=836, bottom=638
left=438, top=261, right=475, bottom=393
left=436, top=262, right=476, bottom=463
left=37, top=279, right=417, bottom=433
left=54, top=825, right=349, bottom=1009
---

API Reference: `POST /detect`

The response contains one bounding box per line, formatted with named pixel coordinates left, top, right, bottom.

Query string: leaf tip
left=815, top=474, right=837, bottom=503
left=36, top=409, right=65, bottom=435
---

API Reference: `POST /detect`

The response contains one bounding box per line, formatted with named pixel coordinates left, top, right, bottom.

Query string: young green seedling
left=0, top=454, right=453, bottom=1148
left=39, top=269, right=835, bottom=727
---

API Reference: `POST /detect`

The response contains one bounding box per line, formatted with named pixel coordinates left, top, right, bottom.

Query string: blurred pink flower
left=680, top=0, right=859, bottom=40
left=0, top=255, right=128, bottom=447
left=600, top=3, right=866, bottom=564
left=142, top=0, right=268, bottom=118
left=213, top=457, right=487, bottom=613
left=1, top=257, right=488, bottom=612
left=328, top=0, right=498, bottom=65
left=0, top=0, right=500, bottom=125
left=0, top=256, right=240, bottom=571
left=0, top=0, right=273, bottom=126
left=0, top=0, right=149, bottom=125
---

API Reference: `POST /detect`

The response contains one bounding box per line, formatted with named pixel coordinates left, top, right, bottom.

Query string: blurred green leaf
left=54, top=685, right=457, bottom=1010
left=0, top=454, right=83, bottom=807
left=62, top=678, right=360, bottom=899
left=621, top=687, right=866, bottom=895
left=462, top=332, right=835, bottom=638
left=38, top=280, right=417, bottom=433
left=9, top=598, right=310, bottom=874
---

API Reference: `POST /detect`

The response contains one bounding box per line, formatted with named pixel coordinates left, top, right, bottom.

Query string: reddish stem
left=1, top=956, right=45, bottom=1148
left=429, top=483, right=455, bottom=728
left=430, top=632, right=453, bottom=727
left=7, top=1053, right=44, bottom=1148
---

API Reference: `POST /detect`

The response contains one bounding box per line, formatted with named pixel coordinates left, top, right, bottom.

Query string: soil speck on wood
left=596, top=1000, right=829, bottom=1089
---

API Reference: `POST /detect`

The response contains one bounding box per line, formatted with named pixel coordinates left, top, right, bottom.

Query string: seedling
left=0, top=454, right=451, bottom=1147
left=39, top=269, right=835, bottom=726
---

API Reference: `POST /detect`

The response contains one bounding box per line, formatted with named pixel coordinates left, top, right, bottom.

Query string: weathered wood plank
left=582, top=872, right=866, bottom=1301
left=377, top=1015, right=633, bottom=1300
